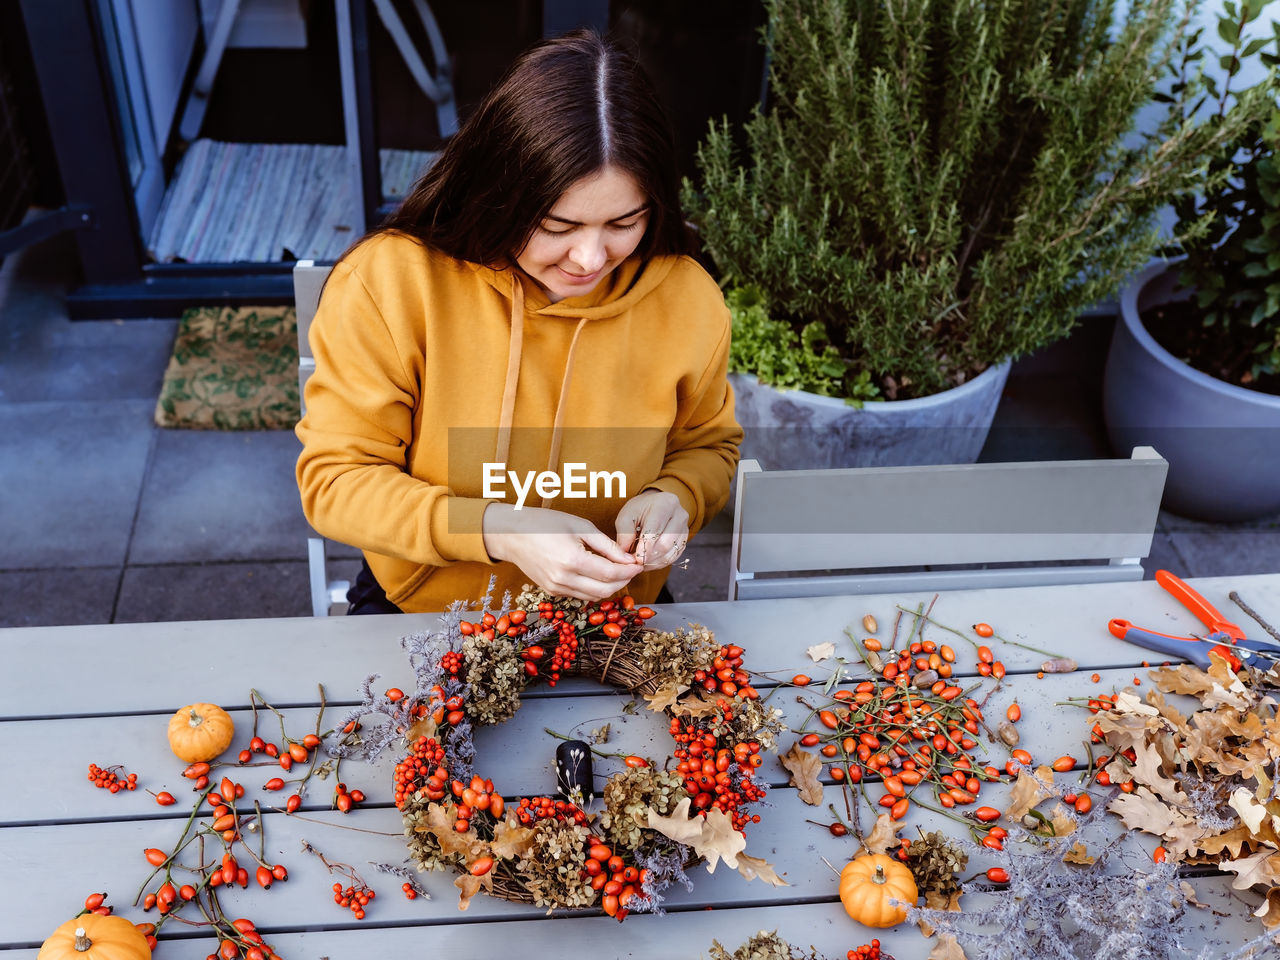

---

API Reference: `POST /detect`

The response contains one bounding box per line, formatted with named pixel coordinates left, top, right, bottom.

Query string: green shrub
left=1166, top=1, right=1279, bottom=387
left=685, top=0, right=1270, bottom=400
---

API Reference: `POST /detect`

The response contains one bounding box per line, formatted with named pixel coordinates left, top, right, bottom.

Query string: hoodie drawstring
left=494, top=275, right=590, bottom=508
left=494, top=276, right=525, bottom=468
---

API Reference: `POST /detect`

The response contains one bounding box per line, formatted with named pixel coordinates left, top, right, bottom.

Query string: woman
left=296, top=30, right=741, bottom=614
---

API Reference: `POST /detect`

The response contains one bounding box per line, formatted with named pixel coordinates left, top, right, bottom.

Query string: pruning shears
left=1108, top=569, right=1274, bottom=671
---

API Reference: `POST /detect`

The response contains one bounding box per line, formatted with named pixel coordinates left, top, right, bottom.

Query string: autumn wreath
left=333, top=584, right=786, bottom=918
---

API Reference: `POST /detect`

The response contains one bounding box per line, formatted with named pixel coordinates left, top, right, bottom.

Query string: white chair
left=727, top=447, right=1168, bottom=601
left=294, top=259, right=352, bottom=617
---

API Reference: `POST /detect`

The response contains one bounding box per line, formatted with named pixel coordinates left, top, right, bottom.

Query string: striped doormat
left=148, top=139, right=436, bottom=263
left=155, top=305, right=300, bottom=430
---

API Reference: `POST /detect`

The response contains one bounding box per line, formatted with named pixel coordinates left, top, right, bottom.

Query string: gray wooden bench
left=728, top=448, right=1168, bottom=600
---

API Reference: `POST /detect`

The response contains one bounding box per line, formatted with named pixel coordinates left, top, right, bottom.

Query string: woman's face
left=516, top=165, right=649, bottom=302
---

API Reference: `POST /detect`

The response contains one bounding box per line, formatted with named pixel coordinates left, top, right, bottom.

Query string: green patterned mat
left=155, top=305, right=301, bottom=430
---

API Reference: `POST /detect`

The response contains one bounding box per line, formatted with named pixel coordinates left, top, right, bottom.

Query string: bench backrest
left=728, top=448, right=1168, bottom=600
left=293, top=259, right=332, bottom=416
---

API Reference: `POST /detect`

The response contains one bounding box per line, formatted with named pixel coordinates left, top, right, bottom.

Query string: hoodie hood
left=475, top=256, right=677, bottom=496
left=469, top=255, right=677, bottom=319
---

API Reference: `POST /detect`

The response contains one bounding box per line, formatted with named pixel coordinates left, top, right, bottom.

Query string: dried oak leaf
left=697, top=806, right=748, bottom=872
left=490, top=816, right=537, bottom=860
left=736, top=853, right=788, bottom=886
left=919, top=889, right=963, bottom=937
left=405, top=714, right=439, bottom=744
left=806, top=641, right=836, bottom=661
left=927, top=932, right=969, bottom=960
left=1222, top=848, right=1280, bottom=891
left=1198, top=824, right=1258, bottom=860
left=1063, top=841, right=1095, bottom=865
left=1255, top=886, right=1280, bottom=929
left=673, top=694, right=729, bottom=719
left=779, top=743, right=824, bottom=806
left=1150, top=663, right=1216, bottom=698
left=1049, top=804, right=1078, bottom=838
left=1109, top=787, right=1204, bottom=857
left=644, top=681, right=690, bottom=713
left=1005, top=765, right=1055, bottom=822
left=454, top=871, right=492, bottom=911
left=647, top=797, right=704, bottom=846
left=862, top=813, right=901, bottom=856
left=421, top=802, right=486, bottom=860
left=1130, top=739, right=1183, bottom=805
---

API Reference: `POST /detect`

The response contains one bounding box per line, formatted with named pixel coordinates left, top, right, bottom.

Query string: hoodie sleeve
left=643, top=306, right=742, bottom=535
left=295, top=258, right=496, bottom=566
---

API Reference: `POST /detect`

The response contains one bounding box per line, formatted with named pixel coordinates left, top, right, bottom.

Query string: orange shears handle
left=1154, top=570, right=1246, bottom=643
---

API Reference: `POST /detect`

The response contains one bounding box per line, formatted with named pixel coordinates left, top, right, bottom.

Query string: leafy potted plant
left=1104, top=0, right=1280, bottom=520
left=685, top=0, right=1261, bottom=469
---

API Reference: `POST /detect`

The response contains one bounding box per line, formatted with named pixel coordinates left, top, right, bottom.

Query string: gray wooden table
left=3, top=575, right=1279, bottom=959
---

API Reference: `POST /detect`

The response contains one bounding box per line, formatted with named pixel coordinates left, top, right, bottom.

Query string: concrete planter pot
left=728, top=360, right=1011, bottom=470
left=1103, top=261, right=1280, bottom=521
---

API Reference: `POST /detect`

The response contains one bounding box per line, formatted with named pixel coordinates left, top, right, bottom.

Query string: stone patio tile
left=1164, top=529, right=1280, bottom=579
left=0, top=567, right=119, bottom=627
left=114, top=561, right=312, bottom=622
left=0, top=400, right=154, bottom=568
left=1141, top=532, right=1188, bottom=579
left=1158, top=507, right=1280, bottom=533
left=130, top=430, right=312, bottom=563
left=666, top=542, right=729, bottom=604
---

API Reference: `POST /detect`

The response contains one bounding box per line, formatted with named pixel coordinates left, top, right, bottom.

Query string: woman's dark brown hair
left=375, top=29, right=686, bottom=264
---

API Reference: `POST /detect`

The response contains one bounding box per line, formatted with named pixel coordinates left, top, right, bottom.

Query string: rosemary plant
left=685, top=0, right=1270, bottom=400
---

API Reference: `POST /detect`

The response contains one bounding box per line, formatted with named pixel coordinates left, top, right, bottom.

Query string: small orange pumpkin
left=839, top=853, right=918, bottom=928
left=167, top=702, right=234, bottom=763
left=37, top=915, right=151, bottom=959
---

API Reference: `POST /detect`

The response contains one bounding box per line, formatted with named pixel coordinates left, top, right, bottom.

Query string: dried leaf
left=1223, top=848, right=1280, bottom=891
left=696, top=806, right=748, bottom=872
left=454, top=872, right=491, bottom=911
left=1049, top=804, right=1078, bottom=838
left=489, top=816, right=536, bottom=860
left=779, top=743, right=824, bottom=806
left=422, top=802, right=486, bottom=860
left=927, top=932, right=969, bottom=960
left=736, top=853, right=788, bottom=886
left=405, top=714, right=438, bottom=744
left=919, top=889, right=963, bottom=936
left=1005, top=766, right=1055, bottom=822
left=862, top=813, right=901, bottom=856
left=1256, top=887, right=1280, bottom=929
left=647, top=798, right=746, bottom=873
left=647, top=797, right=704, bottom=845
left=807, top=641, right=836, bottom=661
left=673, top=694, right=728, bottom=718
left=1063, top=841, right=1095, bottom=864
left=644, top=681, right=690, bottom=713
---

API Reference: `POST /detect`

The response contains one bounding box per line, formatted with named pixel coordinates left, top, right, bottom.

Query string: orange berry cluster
left=848, top=939, right=893, bottom=960
left=670, top=712, right=765, bottom=832
left=692, top=643, right=759, bottom=699
left=802, top=632, right=1010, bottom=823
left=204, top=917, right=279, bottom=960
left=582, top=837, right=646, bottom=919
left=450, top=774, right=505, bottom=830
left=332, top=881, right=375, bottom=920
left=439, top=649, right=464, bottom=677
left=401, top=881, right=419, bottom=900
left=849, top=942, right=901, bottom=957
left=514, top=794, right=587, bottom=826
left=532, top=601, right=581, bottom=685
left=87, top=763, right=137, bottom=793
left=333, top=781, right=365, bottom=813
left=393, top=734, right=448, bottom=809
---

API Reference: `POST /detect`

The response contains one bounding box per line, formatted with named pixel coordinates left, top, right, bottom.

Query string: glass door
left=92, top=0, right=166, bottom=244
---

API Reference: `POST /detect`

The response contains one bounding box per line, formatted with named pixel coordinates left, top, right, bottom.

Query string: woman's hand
left=615, top=490, right=689, bottom=572
left=482, top=502, right=642, bottom=601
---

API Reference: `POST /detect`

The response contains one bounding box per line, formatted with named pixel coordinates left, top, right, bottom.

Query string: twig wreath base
left=334, top=582, right=786, bottom=918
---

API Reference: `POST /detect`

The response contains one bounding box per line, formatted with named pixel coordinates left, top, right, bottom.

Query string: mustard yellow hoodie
left=296, top=232, right=741, bottom=612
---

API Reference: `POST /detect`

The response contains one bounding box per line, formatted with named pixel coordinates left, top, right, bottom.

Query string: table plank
left=1, top=667, right=1164, bottom=827
left=3, top=576, right=1276, bottom=719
